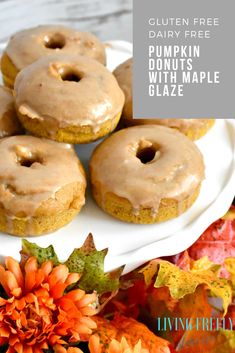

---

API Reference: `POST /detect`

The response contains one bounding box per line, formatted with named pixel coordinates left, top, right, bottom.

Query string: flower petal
left=4, top=271, right=20, bottom=295
left=41, top=260, right=53, bottom=277
left=67, top=348, right=84, bottom=353
left=89, top=335, right=101, bottom=353
left=13, top=343, right=23, bottom=353
left=22, top=345, right=33, bottom=353
left=50, top=282, right=67, bottom=299
left=25, top=258, right=37, bottom=292
left=5, top=257, right=24, bottom=288
left=65, top=273, right=80, bottom=286
left=65, top=289, right=85, bottom=302
left=53, top=345, right=67, bottom=353
left=76, top=293, right=97, bottom=308
left=80, top=307, right=96, bottom=316
left=48, top=265, right=69, bottom=288
left=0, top=326, right=10, bottom=338
left=80, top=317, right=97, bottom=330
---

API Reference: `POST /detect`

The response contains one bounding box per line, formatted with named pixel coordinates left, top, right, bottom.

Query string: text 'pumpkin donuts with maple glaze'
left=0, top=135, right=86, bottom=236
left=0, top=85, right=22, bottom=138
left=113, top=58, right=215, bottom=140
left=1, top=25, right=106, bottom=88
left=90, top=125, right=205, bottom=224
left=14, top=54, right=125, bottom=144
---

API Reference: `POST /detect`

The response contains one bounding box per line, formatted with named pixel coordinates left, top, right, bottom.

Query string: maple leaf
left=65, top=234, right=124, bottom=294
left=21, top=239, right=59, bottom=266
left=140, top=258, right=232, bottom=314
left=143, top=285, right=214, bottom=347
left=188, top=215, right=235, bottom=266
left=20, top=235, right=123, bottom=295
left=171, top=286, right=214, bottom=347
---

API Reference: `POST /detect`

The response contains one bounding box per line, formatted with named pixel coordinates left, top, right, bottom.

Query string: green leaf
left=65, top=234, right=123, bottom=294
left=21, top=239, right=59, bottom=266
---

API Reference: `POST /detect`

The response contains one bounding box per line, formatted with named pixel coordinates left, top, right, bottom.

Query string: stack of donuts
left=0, top=25, right=214, bottom=237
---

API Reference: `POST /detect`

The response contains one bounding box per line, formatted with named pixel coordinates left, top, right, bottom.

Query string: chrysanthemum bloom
left=89, top=335, right=150, bottom=353
left=0, top=256, right=97, bottom=353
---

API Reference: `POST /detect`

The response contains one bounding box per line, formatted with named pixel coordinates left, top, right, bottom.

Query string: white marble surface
left=0, top=0, right=132, bottom=44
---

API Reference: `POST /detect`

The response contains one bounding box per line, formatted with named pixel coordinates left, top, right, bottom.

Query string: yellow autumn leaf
left=191, top=256, right=221, bottom=273
left=224, top=258, right=235, bottom=295
left=140, top=258, right=232, bottom=314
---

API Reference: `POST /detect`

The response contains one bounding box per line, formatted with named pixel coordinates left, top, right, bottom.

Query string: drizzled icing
left=0, top=135, right=86, bottom=217
left=0, top=86, right=22, bottom=138
left=113, top=58, right=133, bottom=120
left=5, top=25, right=106, bottom=70
left=113, top=58, right=213, bottom=132
left=90, top=125, right=205, bottom=215
left=14, top=54, right=124, bottom=134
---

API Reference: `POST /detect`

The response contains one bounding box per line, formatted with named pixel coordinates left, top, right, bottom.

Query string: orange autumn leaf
left=173, top=286, right=214, bottom=347
left=93, top=315, right=172, bottom=353
left=146, top=286, right=214, bottom=348
left=148, top=287, right=178, bottom=316
left=103, top=280, right=148, bottom=319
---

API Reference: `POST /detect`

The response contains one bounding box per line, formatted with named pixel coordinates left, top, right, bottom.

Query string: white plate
left=0, top=41, right=234, bottom=274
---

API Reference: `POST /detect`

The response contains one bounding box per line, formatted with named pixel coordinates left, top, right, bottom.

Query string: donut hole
left=136, top=146, right=157, bottom=164
left=59, top=67, right=82, bottom=82
left=44, top=33, right=66, bottom=49
left=18, top=156, right=42, bottom=168
left=60, top=71, right=81, bottom=82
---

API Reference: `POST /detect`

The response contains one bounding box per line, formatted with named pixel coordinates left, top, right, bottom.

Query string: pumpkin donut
left=90, top=125, right=205, bottom=224
left=0, top=135, right=86, bottom=236
left=14, top=54, right=124, bottom=144
left=1, top=25, right=106, bottom=88
left=0, top=85, right=22, bottom=138
left=113, top=58, right=215, bottom=140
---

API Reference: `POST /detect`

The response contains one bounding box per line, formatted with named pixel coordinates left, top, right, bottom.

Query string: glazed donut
left=90, top=125, right=205, bottom=224
left=144, top=118, right=215, bottom=140
left=0, top=85, right=22, bottom=138
left=1, top=25, right=106, bottom=88
left=0, top=135, right=86, bottom=236
left=113, top=58, right=215, bottom=140
left=14, top=54, right=124, bottom=144
left=113, top=58, right=133, bottom=121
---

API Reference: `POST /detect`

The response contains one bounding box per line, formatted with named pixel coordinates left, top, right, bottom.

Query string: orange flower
left=89, top=335, right=150, bottom=353
left=0, top=256, right=97, bottom=353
